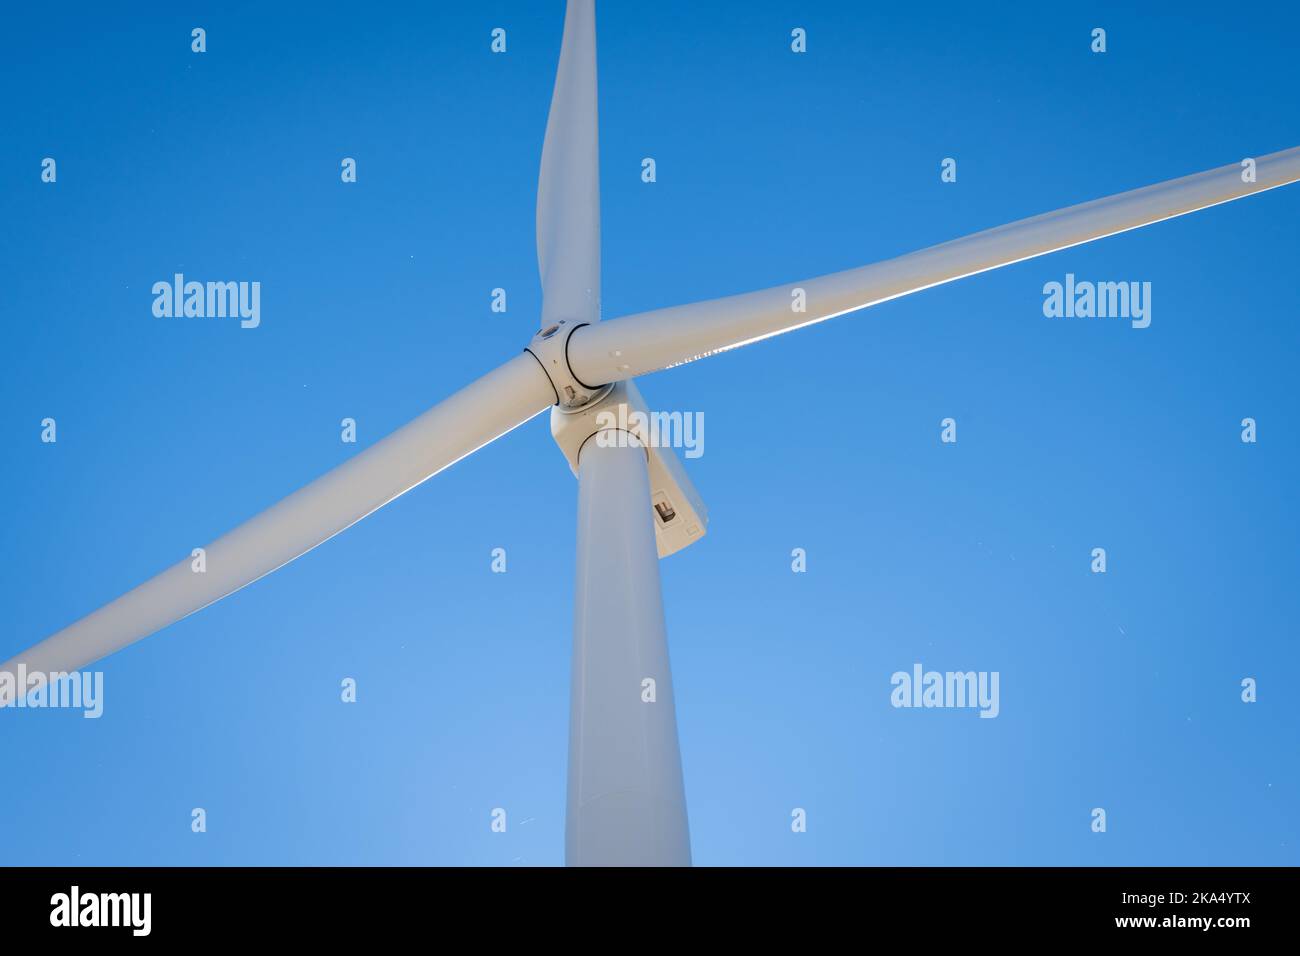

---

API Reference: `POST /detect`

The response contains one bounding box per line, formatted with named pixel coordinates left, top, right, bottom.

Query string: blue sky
left=2, top=0, right=1297, bottom=865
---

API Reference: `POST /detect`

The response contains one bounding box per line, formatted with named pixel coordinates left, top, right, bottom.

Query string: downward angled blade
left=0, top=354, right=555, bottom=705
left=567, top=146, right=1300, bottom=383
left=536, top=0, right=601, bottom=326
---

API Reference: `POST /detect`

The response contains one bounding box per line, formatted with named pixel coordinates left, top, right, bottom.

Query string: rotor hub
left=524, top=320, right=608, bottom=409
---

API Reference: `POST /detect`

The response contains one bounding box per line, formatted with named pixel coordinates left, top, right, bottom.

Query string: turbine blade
left=0, top=354, right=555, bottom=705
left=536, top=0, right=600, bottom=326
left=567, top=146, right=1300, bottom=383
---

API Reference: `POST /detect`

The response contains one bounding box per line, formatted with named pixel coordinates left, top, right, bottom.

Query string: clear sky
left=2, top=0, right=1297, bottom=866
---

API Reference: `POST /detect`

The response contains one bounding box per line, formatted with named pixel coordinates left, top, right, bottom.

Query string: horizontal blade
left=1, top=354, right=554, bottom=705
left=536, top=0, right=601, bottom=326
left=568, top=146, right=1300, bottom=383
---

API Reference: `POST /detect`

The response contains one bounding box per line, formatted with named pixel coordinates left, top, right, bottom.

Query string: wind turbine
left=4, top=0, right=1299, bottom=867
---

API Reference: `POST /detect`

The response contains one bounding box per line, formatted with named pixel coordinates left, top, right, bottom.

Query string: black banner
left=0, top=866, right=1291, bottom=941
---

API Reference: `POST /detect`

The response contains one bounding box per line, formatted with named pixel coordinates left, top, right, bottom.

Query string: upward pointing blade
left=0, top=354, right=556, bottom=706
left=536, top=0, right=600, bottom=327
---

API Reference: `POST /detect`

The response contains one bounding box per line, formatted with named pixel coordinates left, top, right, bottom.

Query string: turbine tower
left=4, top=0, right=1299, bottom=867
